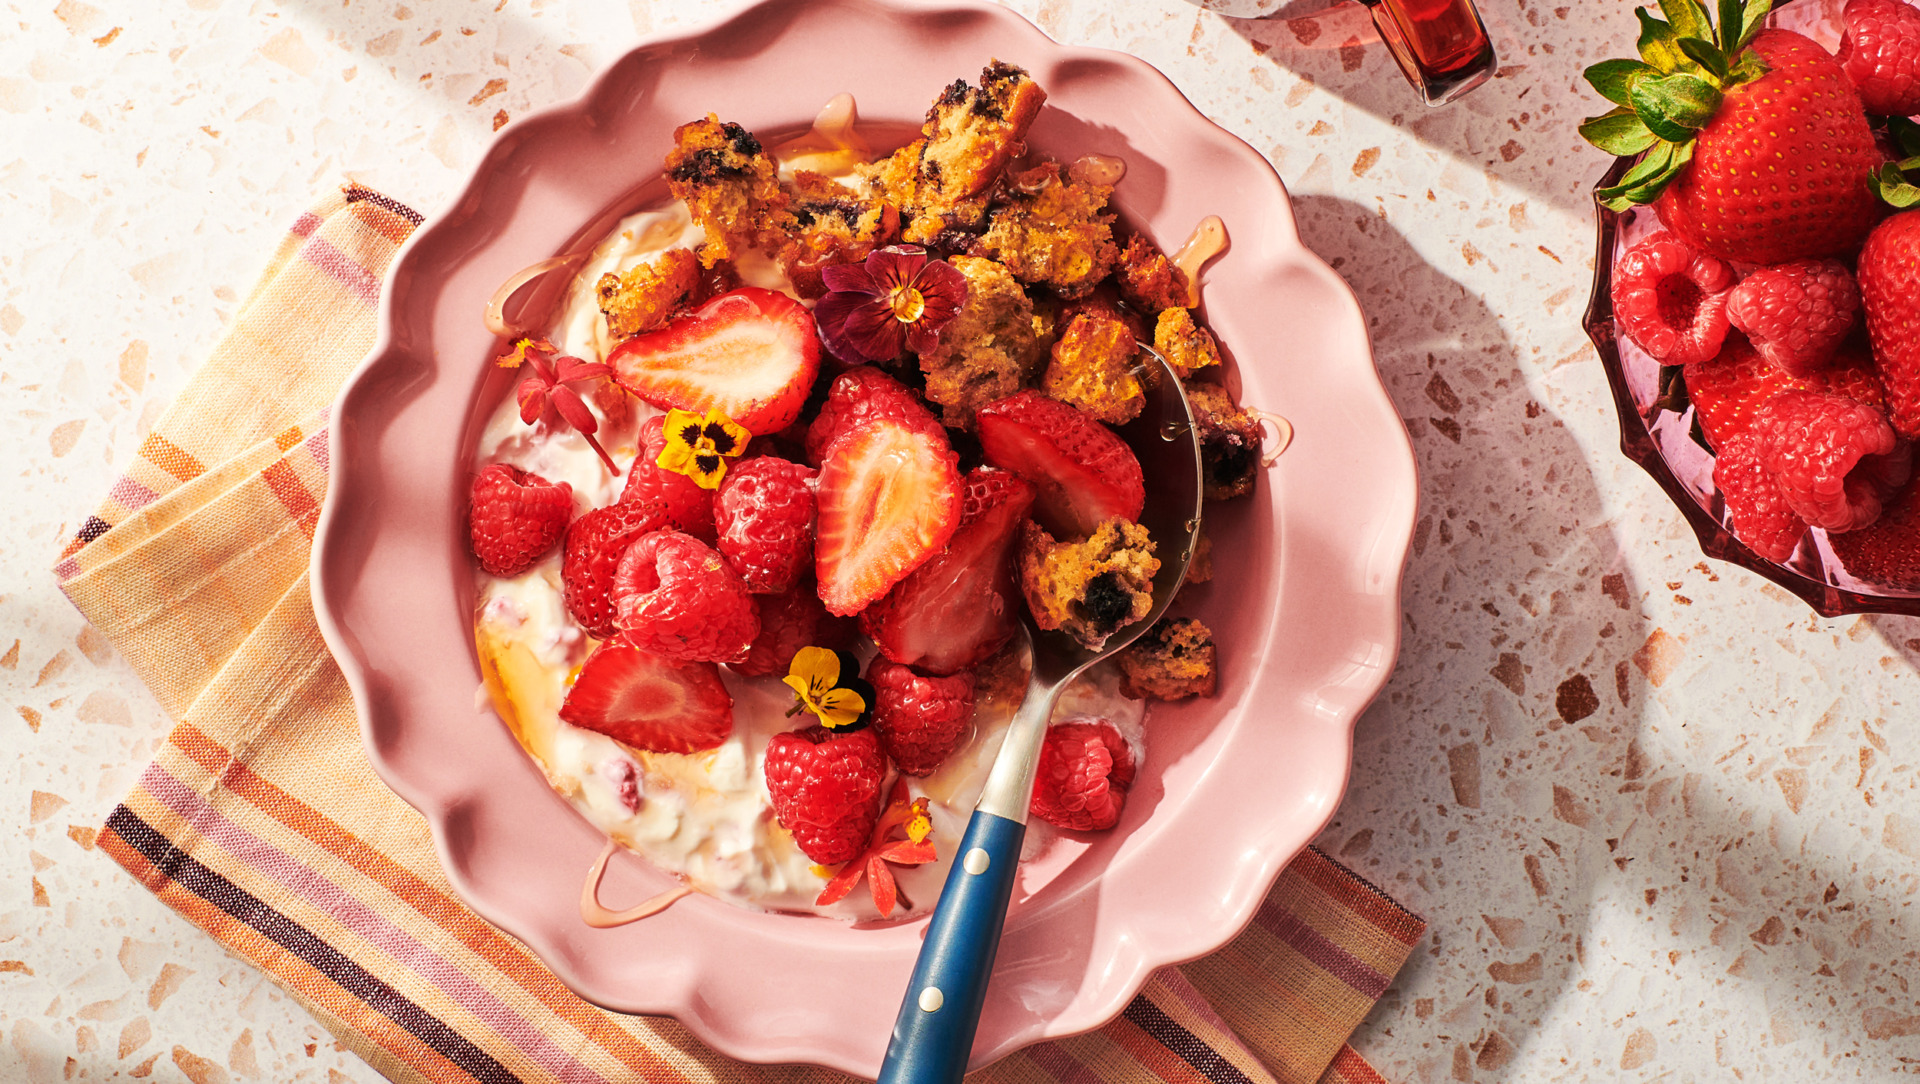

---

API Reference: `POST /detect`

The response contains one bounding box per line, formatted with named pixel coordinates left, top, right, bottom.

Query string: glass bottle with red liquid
left=1358, top=0, right=1497, bottom=105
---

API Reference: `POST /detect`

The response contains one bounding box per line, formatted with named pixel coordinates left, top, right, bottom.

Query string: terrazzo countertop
left=4, top=0, right=1918, bottom=1080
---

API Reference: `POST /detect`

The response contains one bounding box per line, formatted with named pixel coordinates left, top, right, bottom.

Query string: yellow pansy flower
left=782, top=647, right=870, bottom=731
left=655, top=407, right=750, bottom=489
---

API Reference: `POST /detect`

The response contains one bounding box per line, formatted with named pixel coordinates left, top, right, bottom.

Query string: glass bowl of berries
left=1581, top=0, right=1920, bottom=616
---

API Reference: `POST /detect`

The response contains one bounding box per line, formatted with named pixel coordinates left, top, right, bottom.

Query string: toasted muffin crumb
left=664, top=115, right=790, bottom=266
left=777, top=170, right=897, bottom=297
left=1116, top=234, right=1191, bottom=313
left=1154, top=307, right=1222, bottom=379
left=857, top=61, right=1046, bottom=245
left=1116, top=616, right=1216, bottom=700
left=918, top=255, right=1044, bottom=427
left=1185, top=381, right=1262, bottom=501
left=974, top=160, right=1118, bottom=299
left=598, top=247, right=701, bottom=339
left=1018, top=517, right=1159, bottom=650
left=1042, top=308, right=1144, bottom=424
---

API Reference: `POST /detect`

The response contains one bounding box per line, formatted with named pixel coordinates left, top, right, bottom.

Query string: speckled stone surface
left=5, top=1, right=1918, bottom=1080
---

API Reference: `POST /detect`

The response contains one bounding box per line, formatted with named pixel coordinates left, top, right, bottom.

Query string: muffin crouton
left=777, top=170, right=897, bottom=297
left=1018, top=518, right=1159, bottom=651
left=597, top=247, right=701, bottom=339
left=1116, top=234, right=1192, bottom=313
left=859, top=61, right=1046, bottom=245
left=1154, top=307, right=1222, bottom=379
left=1185, top=381, right=1262, bottom=501
left=1043, top=308, right=1144, bottom=424
left=664, top=115, right=790, bottom=266
left=974, top=161, right=1119, bottom=298
left=1116, top=617, right=1216, bottom=700
left=918, top=255, right=1044, bottom=427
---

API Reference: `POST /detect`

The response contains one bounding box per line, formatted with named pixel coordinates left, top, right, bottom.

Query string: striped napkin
left=56, top=186, right=1425, bottom=1084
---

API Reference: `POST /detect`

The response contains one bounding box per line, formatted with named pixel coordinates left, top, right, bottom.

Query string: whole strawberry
left=1581, top=4, right=1882, bottom=265
left=866, top=658, right=975, bottom=776
left=468, top=463, right=573, bottom=577
left=1837, top=0, right=1920, bottom=117
left=763, top=724, right=887, bottom=864
left=1859, top=209, right=1920, bottom=439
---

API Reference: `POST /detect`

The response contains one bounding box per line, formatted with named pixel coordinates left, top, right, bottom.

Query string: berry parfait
left=1581, top=0, right=1920, bottom=615
left=466, top=63, right=1266, bottom=924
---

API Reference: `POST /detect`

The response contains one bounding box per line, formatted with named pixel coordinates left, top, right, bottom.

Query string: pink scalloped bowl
left=310, top=0, right=1417, bottom=1073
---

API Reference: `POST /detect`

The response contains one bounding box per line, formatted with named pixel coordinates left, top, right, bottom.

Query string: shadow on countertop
left=1291, top=193, right=1918, bottom=1080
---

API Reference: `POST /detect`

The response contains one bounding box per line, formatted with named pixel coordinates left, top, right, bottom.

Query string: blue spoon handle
left=875, top=808, right=1026, bottom=1084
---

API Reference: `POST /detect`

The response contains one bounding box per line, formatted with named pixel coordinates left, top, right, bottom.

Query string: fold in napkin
left=57, top=186, right=1424, bottom=1084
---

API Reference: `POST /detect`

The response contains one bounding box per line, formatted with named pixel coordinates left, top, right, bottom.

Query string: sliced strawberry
left=814, top=417, right=962, bottom=616
left=608, top=286, right=820, bottom=435
left=976, top=390, right=1144, bottom=538
left=863, top=467, right=1036, bottom=675
left=558, top=636, right=734, bottom=755
left=803, top=366, right=945, bottom=467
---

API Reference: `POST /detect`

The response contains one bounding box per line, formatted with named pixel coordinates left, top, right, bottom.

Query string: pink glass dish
left=310, top=0, right=1418, bottom=1073
left=1584, top=0, right=1920, bottom=618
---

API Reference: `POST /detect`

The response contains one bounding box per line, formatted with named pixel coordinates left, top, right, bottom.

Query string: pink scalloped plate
left=311, top=0, right=1416, bottom=1073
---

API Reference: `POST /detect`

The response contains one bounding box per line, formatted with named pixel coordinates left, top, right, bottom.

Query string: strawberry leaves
left=498, top=338, right=621, bottom=475
left=1581, top=0, right=1773, bottom=210
left=1875, top=119, right=1920, bottom=210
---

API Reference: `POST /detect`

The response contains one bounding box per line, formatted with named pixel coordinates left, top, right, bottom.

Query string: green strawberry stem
left=1578, top=0, right=1774, bottom=211
left=1880, top=120, right=1920, bottom=209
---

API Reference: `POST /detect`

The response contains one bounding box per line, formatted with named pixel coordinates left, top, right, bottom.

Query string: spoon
left=876, top=346, right=1205, bottom=1084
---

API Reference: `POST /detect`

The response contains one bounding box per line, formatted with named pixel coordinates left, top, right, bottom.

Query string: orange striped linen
left=59, top=186, right=1425, bottom=1084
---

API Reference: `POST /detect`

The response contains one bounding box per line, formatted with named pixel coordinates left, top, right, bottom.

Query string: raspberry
left=1838, top=0, right=1920, bottom=117
left=732, top=581, right=858, bottom=677
left=1832, top=481, right=1920, bottom=589
left=1685, top=336, right=1888, bottom=448
left=1754, top=392, right=1909, bottom=532
left=713, top=455, right=817, bottom=593
left=803, top=366, right=944, bottom=467
left=1029, top=719, right=1136, bottom=832
left=621, top=415, right=717, bottom=541
left=763, top=725, right=887, bottom=864
left=611, top=530, right=759, bottom=663
left=866, top=658, right=975, bottom=776
left=1611, top=232, right=1735, bottom=366
left=561, top=500, right=673, bottom=639
left=1725, top=259, right=1860, bottom=377
left=1711, top=429, right=1808, bottom=563
left=468, top=463, right=573, bottom=577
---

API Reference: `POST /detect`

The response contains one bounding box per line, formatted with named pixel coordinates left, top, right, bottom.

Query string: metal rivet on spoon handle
left=875, top=347, right=1204, bottom=1084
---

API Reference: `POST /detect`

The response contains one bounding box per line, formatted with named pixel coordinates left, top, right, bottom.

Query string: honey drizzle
left=773, top=92, right=870, bottom=174
left=1069, top=154, right=1127, bottom=186
left=1172, top=215, right=1228, bottom=308
left=1247, top=407, right=1294, bottom=466
left=580, top=839, right=693, bottom=928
